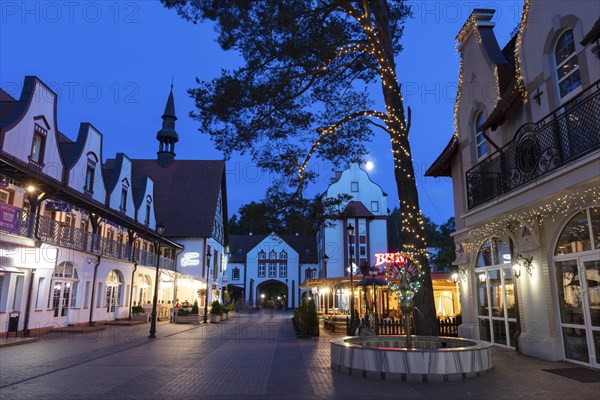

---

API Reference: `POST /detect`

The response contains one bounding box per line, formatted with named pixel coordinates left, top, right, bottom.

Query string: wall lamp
left=451, top=267, right=467, bottom=283
left=513, top=254, right=533, bottom=278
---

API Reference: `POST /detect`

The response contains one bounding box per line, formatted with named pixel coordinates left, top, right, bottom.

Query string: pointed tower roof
left=156, top=85, right=179, bottom=142
left=156, top=84, right=179, bottom=167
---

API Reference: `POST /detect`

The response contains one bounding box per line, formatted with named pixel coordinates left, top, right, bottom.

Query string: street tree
left=163, top=0, right=437, bottom=334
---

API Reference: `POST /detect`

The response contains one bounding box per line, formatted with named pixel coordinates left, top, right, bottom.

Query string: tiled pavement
left=1, top=312, right=599, bottom=400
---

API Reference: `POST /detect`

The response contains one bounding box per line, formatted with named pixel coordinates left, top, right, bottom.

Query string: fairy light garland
left=514, top=0, right=531, bottom=103
left=466, top=185, right=599, bottom=241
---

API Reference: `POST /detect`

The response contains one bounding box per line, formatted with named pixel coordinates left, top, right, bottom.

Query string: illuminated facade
left=426, top=3, right=600, bottom=367
left=0, top=76, right=227, bottom=335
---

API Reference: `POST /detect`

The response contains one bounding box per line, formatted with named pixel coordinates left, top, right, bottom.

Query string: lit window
left=555, top=29, right=581, bottom=100
left=474, top=112, right=487, bottom=159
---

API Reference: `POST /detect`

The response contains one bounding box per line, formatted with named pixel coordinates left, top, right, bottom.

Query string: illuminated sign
left=374, top=253, right=411, bottom=266
left=181, top=252, right=200, bottom=267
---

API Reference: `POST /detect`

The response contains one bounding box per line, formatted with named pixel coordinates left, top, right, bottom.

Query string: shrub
left=191, top=300, right=199, bottom=314
left=131, top=305, right=145, bottom=314
left=210, top=300, right=221, bottom=315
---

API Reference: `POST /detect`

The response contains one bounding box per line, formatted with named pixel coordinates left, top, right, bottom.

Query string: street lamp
left=149, top=222, right=165, bottom=338
left=369, top=266, right=379, bottom=335
left=203, top=250, right=212, bottom=323
left=322, top=253, right=329, bottom=278
left=347, top=223, right=355, bottom=335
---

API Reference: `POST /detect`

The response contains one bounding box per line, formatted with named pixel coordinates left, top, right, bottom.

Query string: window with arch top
left=474, top=111, right=487, bottom=160
left=555, top=29, right=581, bottom=100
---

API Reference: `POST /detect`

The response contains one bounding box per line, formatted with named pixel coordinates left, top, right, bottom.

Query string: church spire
left=156, top=84, right=179, bottom=167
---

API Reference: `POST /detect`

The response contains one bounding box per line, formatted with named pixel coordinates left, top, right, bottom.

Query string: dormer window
left=84, top=153, right=97, bottom=194
left=144, top=196, right=152, bottom=225
left=258, top=251, right=266, bottom=260
left=30, top=123, right=47, bottom=166
left=269, top=250, right=276, bottom=260
left=120, top=179, right=129, bottom=212
left=279, top=250, right=287, bottom=260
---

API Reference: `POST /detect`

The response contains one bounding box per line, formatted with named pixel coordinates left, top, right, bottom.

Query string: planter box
left=228, top=311, right=236, bottom=319
left=210, top=314, right=221, bottom=323
left=175, top=314, right=200, bottom=324
left=131, top=313, right=149, bottom=323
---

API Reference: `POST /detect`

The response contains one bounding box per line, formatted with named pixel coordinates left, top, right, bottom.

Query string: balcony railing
left=466, top=80, right=600, bottom=209
left=1, top=206, right=175, bottom=270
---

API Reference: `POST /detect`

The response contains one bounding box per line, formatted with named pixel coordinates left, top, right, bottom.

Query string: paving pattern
left=1, top=312, right=598, bottom=399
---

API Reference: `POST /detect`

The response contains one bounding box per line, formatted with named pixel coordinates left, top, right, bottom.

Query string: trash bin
left=7, top=311, right=20, bottom=338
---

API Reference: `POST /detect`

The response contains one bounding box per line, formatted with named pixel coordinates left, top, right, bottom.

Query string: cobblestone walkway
left=1, top=312, right=598, bottom=399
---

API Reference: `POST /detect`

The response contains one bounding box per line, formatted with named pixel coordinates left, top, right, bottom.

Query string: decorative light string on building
left=466, top=185, right=599, bottom=241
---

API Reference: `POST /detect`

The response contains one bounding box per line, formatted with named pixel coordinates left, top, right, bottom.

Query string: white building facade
left=317, top=164, right=389, bottom=279
left=426, top=2, right=600, bottom=367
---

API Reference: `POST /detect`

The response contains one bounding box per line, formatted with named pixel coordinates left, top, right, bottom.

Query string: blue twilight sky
left=0, top=1, right=523, bottom=225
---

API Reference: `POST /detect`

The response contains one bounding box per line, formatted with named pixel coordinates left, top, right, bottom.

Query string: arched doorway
left=256, top=280, right=288, bottom=310
left=50, top=261, right=79, bottom=325
left=553, top=207, right=599, bottom=367
left=106, top=270, right=123, bottom=320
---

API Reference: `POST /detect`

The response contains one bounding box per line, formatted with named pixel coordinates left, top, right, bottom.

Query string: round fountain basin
left=330, top=336, right=493, bottom=381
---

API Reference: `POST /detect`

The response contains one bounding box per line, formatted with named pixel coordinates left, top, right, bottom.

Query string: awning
left=0, top=266, right=24, bottom=274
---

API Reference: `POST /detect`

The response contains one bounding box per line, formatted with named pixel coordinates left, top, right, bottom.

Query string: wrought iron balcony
left=466, top=80, right=600, bottom=209
left=0, top=206, right=175, bottom=270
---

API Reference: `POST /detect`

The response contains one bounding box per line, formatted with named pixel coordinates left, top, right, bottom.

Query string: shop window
left=555, top=29, right=581, bottom=100
left=555, top=209, right=593, bottom=255
left=0, top=188, right=12, bottom=204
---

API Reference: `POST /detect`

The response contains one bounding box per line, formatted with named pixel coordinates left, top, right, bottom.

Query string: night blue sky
left=1, top=1, right=523, bottom=225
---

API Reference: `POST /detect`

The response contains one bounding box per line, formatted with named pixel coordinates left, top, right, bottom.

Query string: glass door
left=51, top=281, right=71, bottom=325
left=555, top=255, right=600, bottom=367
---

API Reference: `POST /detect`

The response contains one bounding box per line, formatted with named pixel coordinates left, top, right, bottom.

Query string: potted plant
left=130, top=304, right=149, bottom=322
left=227, top=302, right=236, bottom=318
left=210, top=300, right=221, bottom=323
left=175, top=300, right=200, bottom=324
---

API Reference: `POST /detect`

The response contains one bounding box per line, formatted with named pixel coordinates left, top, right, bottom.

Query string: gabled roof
left=229, top=233, right=317, bottom=263
left=129, top=159, right=225, bottom=239
left=424, top=135, right=457, bottom=178
left=342, top=200, right=374, bottom=218
left=0, top=89, right=17, bottom=122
